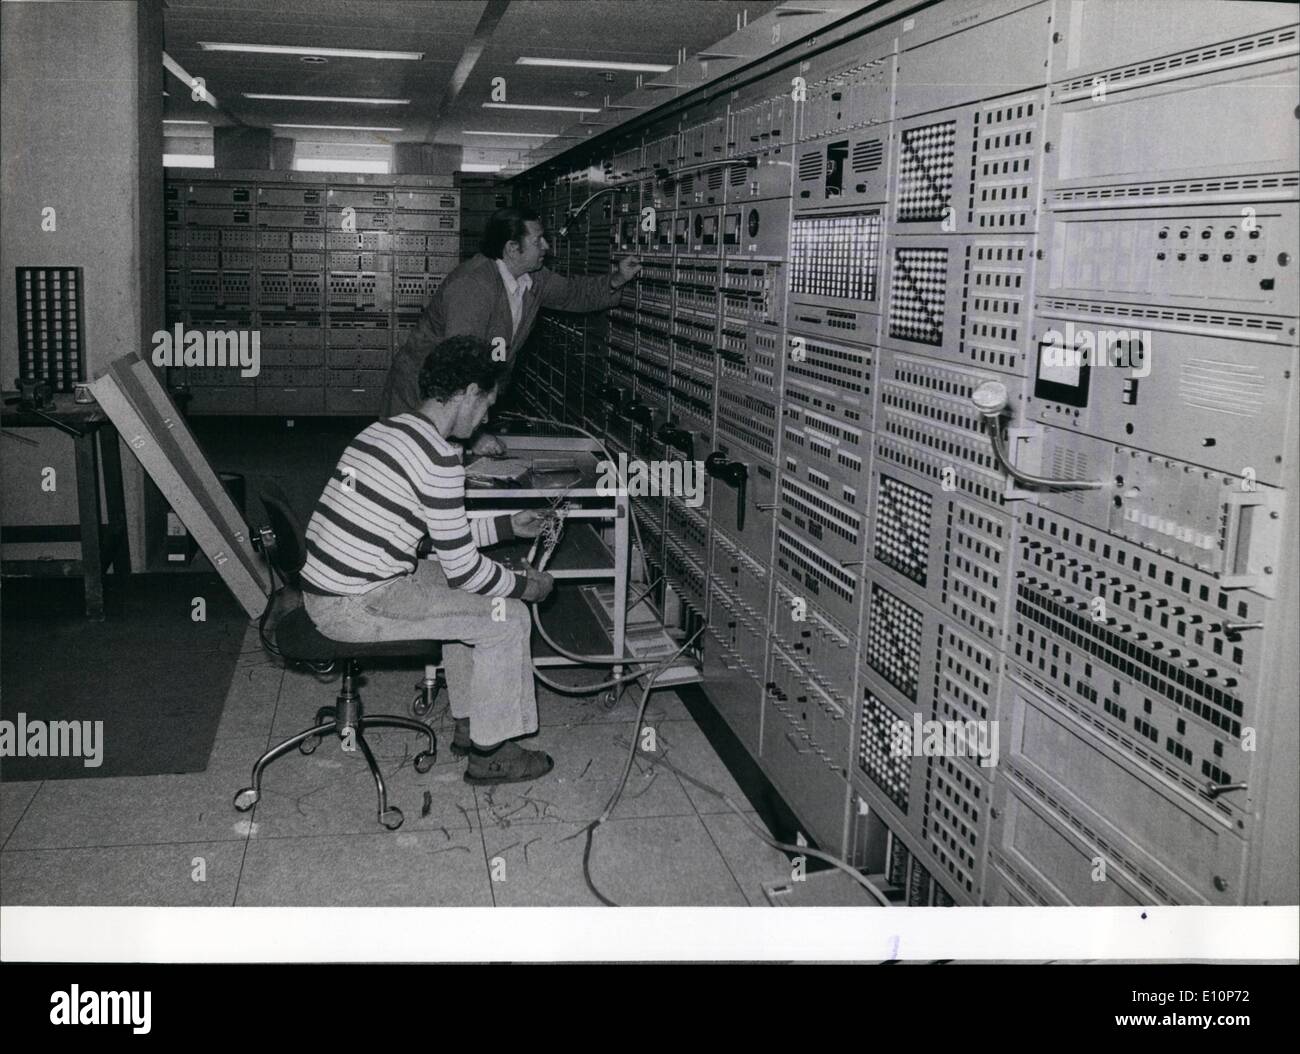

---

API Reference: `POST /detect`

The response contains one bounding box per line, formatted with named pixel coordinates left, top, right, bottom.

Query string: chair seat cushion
left=276, top=605, right=442, bottom=662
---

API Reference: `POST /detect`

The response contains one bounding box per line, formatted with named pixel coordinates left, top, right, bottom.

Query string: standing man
left=380, top=205, right=641, bottom=454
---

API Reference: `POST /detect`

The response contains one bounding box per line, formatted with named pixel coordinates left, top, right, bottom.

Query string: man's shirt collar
left=495, top=258, right=532, bottom=297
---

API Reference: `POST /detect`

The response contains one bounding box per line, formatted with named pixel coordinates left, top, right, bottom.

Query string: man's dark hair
left=418, top=335, right=506, bottom=402
left=481, top=205, right=542, bottom=260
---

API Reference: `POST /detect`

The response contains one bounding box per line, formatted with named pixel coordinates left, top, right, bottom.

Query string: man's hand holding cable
left=521, top=567, right=555, bottom=603
left=470, top=432, right=507, bottom=457
left=510, top=509, right=546, bottom=538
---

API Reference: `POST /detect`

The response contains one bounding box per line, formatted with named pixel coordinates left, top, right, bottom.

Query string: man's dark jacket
left=381, top=253, right=622, bottom=416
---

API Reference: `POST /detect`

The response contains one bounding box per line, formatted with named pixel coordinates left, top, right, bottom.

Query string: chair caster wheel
left=234, top=788, right=259, bottom=812
left=599, top=689, right=619, bottom=710
left=414, top=750, right=436, bottom=774
left=299, top=735, right=320, bottom=755
left=412, top=681, right=441, bottom=718
left=380, top=807, right=404, bottom=830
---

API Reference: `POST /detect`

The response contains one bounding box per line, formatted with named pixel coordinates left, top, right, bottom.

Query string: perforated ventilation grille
left=853, top=138, right=884, bottom=173
left=1057, top=27, right=1300, bottom=93
left=889, top=248, right=947, bottom=345
left=859, top=690, right=910, bottom=812
left=1041, top=297, right=1285, bottom=333
left=874, top=474, right=932, bottom=585
left=867, top=581, right=924, bottom=701
left=896, top=120, right=956, bottom=222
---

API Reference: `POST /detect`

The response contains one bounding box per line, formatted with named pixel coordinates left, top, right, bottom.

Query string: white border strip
left=2, top=906, right=1296, bottom=963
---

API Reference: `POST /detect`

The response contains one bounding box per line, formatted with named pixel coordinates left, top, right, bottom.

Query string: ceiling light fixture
left=244, top=94, right=410, bottom=104
left=198, top=43, right=423, bottom=60
left=462, top=130, right=557, bottom=138
left=515, top=57, right=673, bottom=72
left=482, top=102, right=599, bottom=113
left=273, top=123, right=404, bottom=131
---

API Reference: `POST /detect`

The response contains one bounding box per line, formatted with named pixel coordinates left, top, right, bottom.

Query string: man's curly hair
left=417, top=335, right=506, bottom=402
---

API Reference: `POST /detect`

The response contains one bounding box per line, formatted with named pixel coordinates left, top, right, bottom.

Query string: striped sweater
left=299, top=413, right=528, bottom=599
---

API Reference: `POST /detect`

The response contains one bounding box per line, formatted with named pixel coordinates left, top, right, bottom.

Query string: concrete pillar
left=0, top=0, right=164, bottom=572
left=393, top=142, right=463, bottom=175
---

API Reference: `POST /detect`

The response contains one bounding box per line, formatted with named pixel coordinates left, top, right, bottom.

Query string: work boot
left=450, top=717, right=472, bottom=757
left=464, top=740, right=555, bottom=785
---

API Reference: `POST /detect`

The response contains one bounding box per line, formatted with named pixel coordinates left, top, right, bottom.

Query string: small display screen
left=723, top=213, right=741, bottom=245
left=674, top=217, right=688, bottom=245
left=1034, top=337, right=1090, bottom=408
left=657, top=219, right=673, bottom=247
left=701, top=215, right=718, bottom=245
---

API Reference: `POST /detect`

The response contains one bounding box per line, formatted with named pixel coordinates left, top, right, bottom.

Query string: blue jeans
left=304, top=560, right=537, bottom=747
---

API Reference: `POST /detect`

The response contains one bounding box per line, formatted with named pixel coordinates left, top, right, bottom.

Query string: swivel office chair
left=233, top=485, right=441, bottom=830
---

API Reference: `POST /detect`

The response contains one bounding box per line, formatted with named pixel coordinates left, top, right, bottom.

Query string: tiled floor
left=0, top=626, right=795, bottom=906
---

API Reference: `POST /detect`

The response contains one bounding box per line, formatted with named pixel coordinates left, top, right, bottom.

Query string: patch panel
left=669, top=368, right=712, bottom=431
left=788, top=210, right=883, bottom=307
left=781, top=391, right=868, bottom=487
left=775, top=525, right=861, bottom=635
left=715, top=386, right=777, bottom=460
left=782, top=333, right=873, bottom=416
left=327, top=272, right=390, bottom=311
left=778, top=468, right=863, bottom=568
left=1010, top=508, right=1269, bottom=824
left=326, top=231, right=386, bottom=251
left=720, top=261, right=783, bottom=324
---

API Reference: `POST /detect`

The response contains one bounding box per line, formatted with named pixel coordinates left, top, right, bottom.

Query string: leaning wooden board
left=91, top=353, right=270, bottom=618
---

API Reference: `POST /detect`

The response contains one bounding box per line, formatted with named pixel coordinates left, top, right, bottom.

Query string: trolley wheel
left=380, top=807, right=404, bottom=831
left=414, top=749, right=437, bottom=774
left=233, top=788, right=259, bottom=812
left=299, top=735, right=320, bottom=755
left=599, top=689, right=619, bottom=710
left=412, top=683, right=441, bottom=719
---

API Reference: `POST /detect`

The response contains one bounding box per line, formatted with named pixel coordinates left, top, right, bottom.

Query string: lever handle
left=627, top=402, right=652, bottom=428
left=729, top=464, right=748, bottom=532
left=705, top=454, right=749, bottom=530
left=656, top=424, right=694, bottom=459
left=1205, top=780, right=1248, bottom=800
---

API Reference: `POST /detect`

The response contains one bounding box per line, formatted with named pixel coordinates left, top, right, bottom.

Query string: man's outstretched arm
left=538, top=256, right=641, bottom=312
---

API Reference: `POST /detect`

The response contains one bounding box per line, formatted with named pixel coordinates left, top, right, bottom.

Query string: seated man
left=299, top=335, right=556, bottom=785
